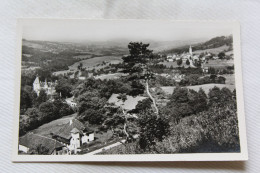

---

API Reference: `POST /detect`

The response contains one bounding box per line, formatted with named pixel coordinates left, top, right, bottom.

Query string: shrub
left=138, top=110, right=170, bottom=151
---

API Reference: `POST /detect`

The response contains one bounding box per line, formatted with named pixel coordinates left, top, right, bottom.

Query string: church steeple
left=189, top=45, right=193, bottom=56
left=44, top=79, right=48, bottom=89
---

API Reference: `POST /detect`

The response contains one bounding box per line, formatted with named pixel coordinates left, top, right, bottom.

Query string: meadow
left=204, top=59, right=234, bottom=68
left=31, top=114, right=76, bottom=138
left=70, top=55, right=122, bottom=70
left=159, top=83, right=236, bottom=95
left=53, top=55, right=123, bottom=76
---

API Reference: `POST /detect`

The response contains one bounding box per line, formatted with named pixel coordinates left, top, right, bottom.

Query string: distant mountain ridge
left=161, top=35, right=233, bottom=54
left=22, top=35, right=232, bottom=57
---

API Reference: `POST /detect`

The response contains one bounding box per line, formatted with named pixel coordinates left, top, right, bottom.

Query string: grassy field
left=193, top=45, right=230, bottom=55
left=160, top=84, right=236, bottom=95
left=73, top=54, right=93, bottom=59
left=204, top=59, right=234, bottom=68
left=32, top=113, right=76, bottom=138
left=94, top=73, right=124, bottom=80
left=221, top=74, right=235, bottom=85
left=159, top=60, right=190, bottom=68
left=225, top=50, right=233, bottom=56
left=69, top=55, right=122, bottom=71
left=53, top=55, right=123, bottom=76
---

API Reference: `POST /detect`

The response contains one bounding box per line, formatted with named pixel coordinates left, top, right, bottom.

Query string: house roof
left=71, top=128, right=80, bottom=134
left=65, top=97, right=75, bottom=103
left=108, top=94, right=147, bottom=111
left=56, top=119, right=93, bottom=140
left=19, top=133, right=64, bottom=154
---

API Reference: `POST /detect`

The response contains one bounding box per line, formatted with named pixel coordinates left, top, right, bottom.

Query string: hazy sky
left=21, top=19, right=235, bottom=42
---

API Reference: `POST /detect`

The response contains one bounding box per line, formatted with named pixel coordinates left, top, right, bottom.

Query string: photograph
left=13, top=19, right=247, bottom=162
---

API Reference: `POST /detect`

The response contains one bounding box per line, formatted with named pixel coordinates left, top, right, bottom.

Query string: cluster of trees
left=178, top=67, right=203, bottom=75
left=19, top=98, right=74, bottom=136
left=168, top=86, right=235, bottom=120
left=77, top=90, right=107, bottom=124
left=74, top=77, right=138, bottom=125
left=55, top=78, right=73, bottom=98
left=179, top=74, right=226, bottom=86
left=208, top=65, right=234, bottom=75
left=153, top=87, right=238, bottom=153
left=163, top=87, right=208, bottom=122
left=149, top=75, right=175, bottom=87
left=100, top=86, right=239, bottom=154
left=159, top=86, right=238, bottom=152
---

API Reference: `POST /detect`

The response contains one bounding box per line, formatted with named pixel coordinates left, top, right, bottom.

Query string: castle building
left=33, top=76, right=56, bottom=96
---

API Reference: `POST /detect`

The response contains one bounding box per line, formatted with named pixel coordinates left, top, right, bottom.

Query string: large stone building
left=33, top=76, right=56, bottom=96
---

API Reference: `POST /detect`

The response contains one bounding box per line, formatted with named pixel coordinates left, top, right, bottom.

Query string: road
left=84, top=139, right=126, bottom=155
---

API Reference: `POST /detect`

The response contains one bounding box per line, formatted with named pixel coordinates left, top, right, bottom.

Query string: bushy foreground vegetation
left=99, top=86, right=239, bottom=154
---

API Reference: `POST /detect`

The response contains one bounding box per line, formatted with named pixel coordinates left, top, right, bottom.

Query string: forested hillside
left=162, top=35, right=233, bottom=54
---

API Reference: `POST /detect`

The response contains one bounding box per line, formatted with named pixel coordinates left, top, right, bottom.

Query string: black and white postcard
left=13, top=19, right=248, bottom=162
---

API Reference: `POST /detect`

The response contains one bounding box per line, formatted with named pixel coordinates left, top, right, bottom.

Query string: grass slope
left=193, top=45, right=229, bottom=55
left=69, top=56, right=122, bottom=70
left=32, top=113, right=76, bottom=138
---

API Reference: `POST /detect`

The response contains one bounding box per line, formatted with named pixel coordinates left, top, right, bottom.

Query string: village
left=18, top=35, right=239, bottom=155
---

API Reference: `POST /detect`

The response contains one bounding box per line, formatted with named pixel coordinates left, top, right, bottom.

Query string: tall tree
left=177, top=59, right=183, bottom=67
left=55, top=78, right=72, bottom=98
left=122, top=42, right=159, bottom=117
left=34, top=90, right=47, bottom=107
left=186, top=59, right=190, bottom=66
left=77, top=91, right=106, bottom=124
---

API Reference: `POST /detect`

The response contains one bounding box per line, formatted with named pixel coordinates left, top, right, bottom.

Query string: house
left=159, top=73, right=171, bottom=78
left=172, top=54, right=177, bottom=61
left=167, top=54, right=177, bottom=62
left=167, top=55, right=174, bottom=62
left=78, top=76, right=86, bottom=80
left=192, top=55, right=199, bottom=61
left=33, top=76, right=57, bottom=96
left=172, top=73, right=186, bottom=83
left=53, top=119, right=94, bottom=154
left=65, top=97, right=77, bottom=108
left=107, top=93, right=147, bottom=111
left=176, top=56, right=181, bottom=61
left=19, top=133, right=66, bottom=155
left=202, top=67, right=209, bottom=73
